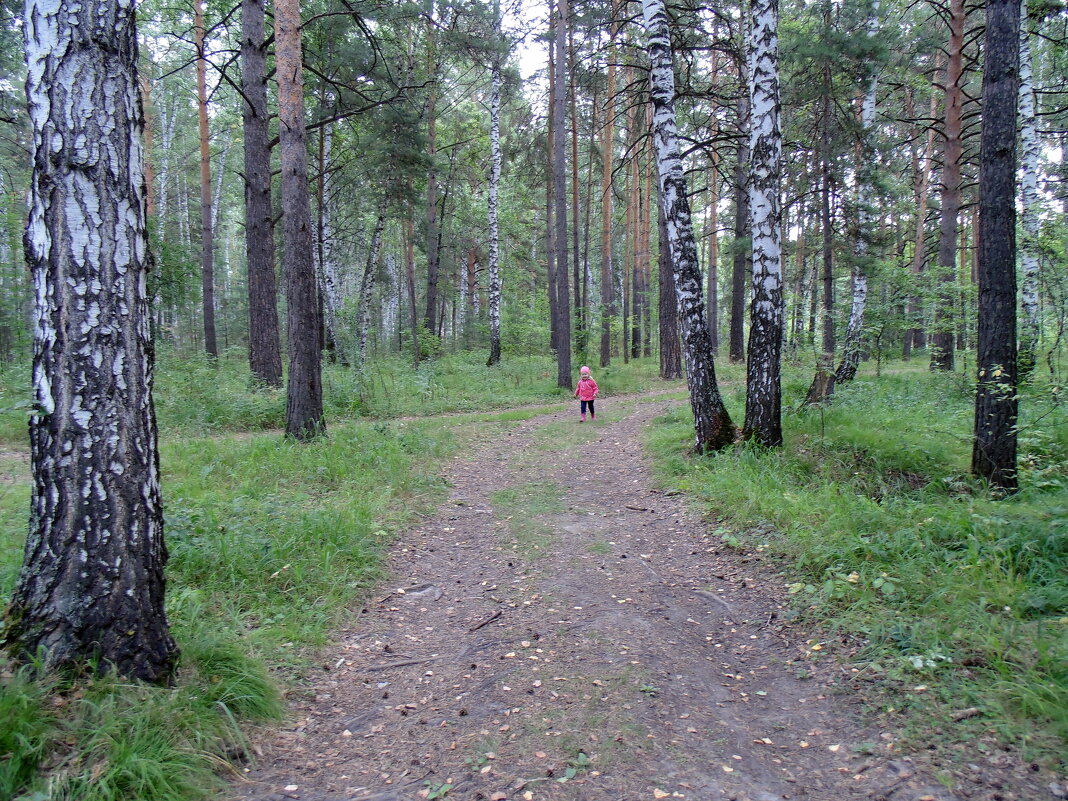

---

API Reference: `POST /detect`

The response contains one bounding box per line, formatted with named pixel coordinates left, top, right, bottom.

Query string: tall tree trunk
left=241, top=0, right=282, bottom=386
left=820, top=1, right=835, bottom=357
left=553, top=0, right=572, bottom=388
left=743, top=0, right=783, bottom=446
left=487, top=2, right=503, bottom=366
left=5, top=0, right=177, bottom=682
left=642, top=0, right=735, bottom=452
left=195, top=0, right=218, bottom=358
left=599, top=7, right=618, bottom=368
left=708, top=164, right=720, bottom=352
left=904, top=62, right=939, bottom=359
left=932, top=0, right=965, bottom=371
left=276, top=0, right=323, bottom=439
left=423, top=3, right=440, bottom=341
left=358, top=214, right=386, bottom=364
left=642, top=145, right=653, bottom=358
left=569, top=17, right=583, bottom=351
left=729, top=93, right=750, bottom=364
left=404, top=210, right=421, bottom=363
left=972, top=0, right=1019, bottom=489
left=1017, top=0, right=1040, bottom=380
left=658, top=194, right=682, bottom=378
left=835, top=0, right=880, bottom=383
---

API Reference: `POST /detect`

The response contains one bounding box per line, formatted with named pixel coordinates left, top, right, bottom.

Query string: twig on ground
left=468, top=609, right=503, bottom=631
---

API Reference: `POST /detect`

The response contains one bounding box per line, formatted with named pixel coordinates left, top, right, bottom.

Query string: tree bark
left=553, top=0, right=572, bottom=388
left=729, top=92, right=749, bottom=364
left=276, top=0, right=323, bottom=439
left=241, top=0, right=282, bottom=386
left=642, top=0, right=735, bottom=452
left=195, top=0, right=218, bottom=358
left=424, top=4, right=440, bottom=341
left=932, top=0, right=965, bottom=371
left=658, top=195, right=682, bottom=378
left=1017, top=0, right=1040, bottom=380
left=743, top=0, right=784, bottom=446
left=972, top=0, right=1019, bottom=490
left=5, top=0, right=177, bottom=682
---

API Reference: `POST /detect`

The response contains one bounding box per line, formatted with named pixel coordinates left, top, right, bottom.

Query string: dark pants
left=581, top=400, right=595, bottom=416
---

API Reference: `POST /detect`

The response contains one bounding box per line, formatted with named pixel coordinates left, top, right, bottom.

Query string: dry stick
left=468, top=609, right=503, bottom=631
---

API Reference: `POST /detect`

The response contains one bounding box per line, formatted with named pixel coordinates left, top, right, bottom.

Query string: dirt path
left=227, top=397, right=969, bottom=801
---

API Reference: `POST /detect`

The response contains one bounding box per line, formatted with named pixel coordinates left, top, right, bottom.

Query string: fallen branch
left=468, top=609, right=503, bottom=632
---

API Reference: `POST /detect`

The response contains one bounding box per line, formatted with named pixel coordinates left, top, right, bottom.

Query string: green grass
left=648, top=360, right=1068, bottom=764
left=0, top=347, right=667, bottom=801
left=0, top=417, right=452, bottom=800
left=0, top=350, right=670, bottom=448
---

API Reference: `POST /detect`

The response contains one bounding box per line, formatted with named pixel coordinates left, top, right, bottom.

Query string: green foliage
left=648, top=362, right=1068, bottom=760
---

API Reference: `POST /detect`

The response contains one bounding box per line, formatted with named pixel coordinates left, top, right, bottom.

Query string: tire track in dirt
left=226, top=396, right=963, bottom=801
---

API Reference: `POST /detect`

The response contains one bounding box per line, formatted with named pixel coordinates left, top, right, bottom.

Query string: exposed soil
left=227, top=396, right=1060, bottom=801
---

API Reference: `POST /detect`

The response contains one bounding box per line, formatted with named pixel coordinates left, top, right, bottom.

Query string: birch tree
left=358, top=214, right=386, bottom=363
left=486, top=0, right=503, bottom=366
left=4, top=0, right=177, bottom=682
left=1017, top=0, right=1040, bottom=379
left=835, top=0, right=880, bottom=384
left=972, top=0, right=1019, bottom=490
left=642, top=0, right=735, bottom=452
left=743, top=0, right=784, bottom=446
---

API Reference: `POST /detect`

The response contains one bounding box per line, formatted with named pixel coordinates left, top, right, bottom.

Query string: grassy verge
left=648, top=361, right=1067, bottom=765
left=0, top=351, right=669, bottom=448
left=0, top=417, right=452, bottom=801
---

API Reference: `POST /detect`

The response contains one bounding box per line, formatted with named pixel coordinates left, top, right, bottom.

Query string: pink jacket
left=575, top=377, right=599, bottom=401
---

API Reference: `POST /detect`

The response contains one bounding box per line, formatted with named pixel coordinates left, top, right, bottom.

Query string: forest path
left=228, top=394, right=954, bottom=801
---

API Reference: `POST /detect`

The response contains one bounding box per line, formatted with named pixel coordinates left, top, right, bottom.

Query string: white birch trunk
left=642, top=0, right=734, bottom=452
left=211, top=132, right=232, bottom=233
left=487, top=19, right=503, bottom=366
left=10, top=0, right=176, bottom=682
left=835, top=0, right=879, bottom=383
left=743, top=0, right=784, bottom=445
left=1017, top=0, right=1040, bottom=378
left=358, top=214, right=386, bottom=363
left=317, top=124, right=345, bottom=347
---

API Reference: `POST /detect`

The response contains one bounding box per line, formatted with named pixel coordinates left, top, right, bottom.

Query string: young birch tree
left=835, top=0, right=880, bottom=383
left=972, top=0, right=1020, bottom=490
left=3, top=0, right=177, bottom=682
left=743, top=0, right=784, bottom=445
left=358, top=214, right=387, bottom=363
left=642, top=0, right=735, bottom=452
left=1017, top=0, right=1040, bottom=380
left=486, top=0, right=503, bottom=366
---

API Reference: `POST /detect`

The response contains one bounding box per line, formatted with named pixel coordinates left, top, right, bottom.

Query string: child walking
left=575, top=365, right=599, bottom=422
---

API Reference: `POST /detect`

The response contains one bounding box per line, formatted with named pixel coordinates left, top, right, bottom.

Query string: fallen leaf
left=284, top=786, right=299, bottom=792
left=828, top=744, right=841, bottom=752
left=654, top=790, right=670, bottom=799
left=722, top=765, right=734, bottom=773
left=523, top=792, right=534, bottom=801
